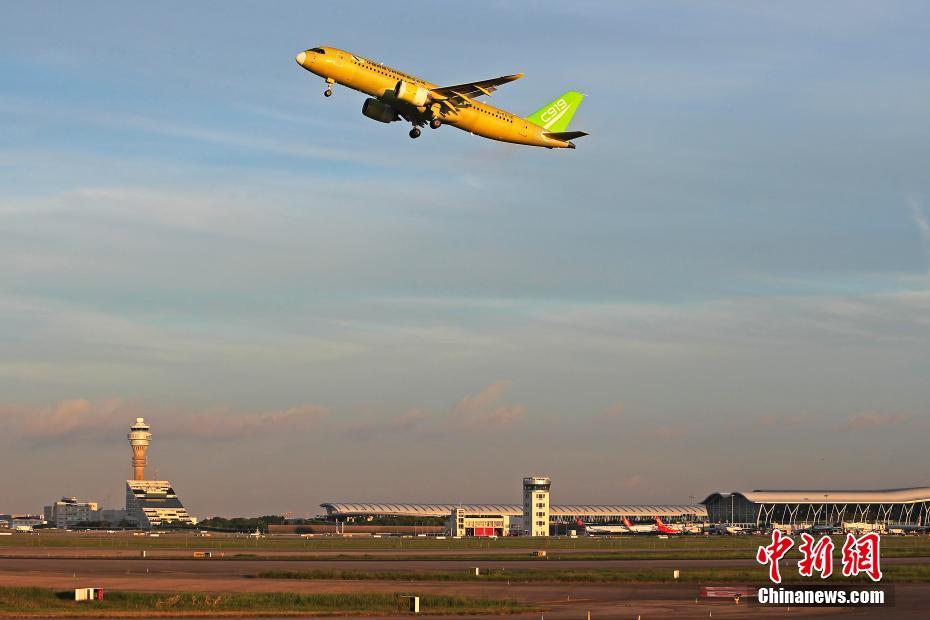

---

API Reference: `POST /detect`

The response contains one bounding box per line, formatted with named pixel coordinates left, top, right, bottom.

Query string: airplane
left=655, top=517, right=682, bottom=535
left=294, top=46, right=587, bottom=149
left=584, top=524, right=632, bottom=535
left=622, top=517, right=658, bottom=534
left=713, top=523, right=747, bottom=535
left=573, top=518, right=629, bottom=535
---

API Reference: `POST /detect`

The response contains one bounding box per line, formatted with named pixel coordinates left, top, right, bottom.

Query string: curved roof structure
left=702, top=487, right=930, bottom=505
left=320, top=503, right=707, bottom=518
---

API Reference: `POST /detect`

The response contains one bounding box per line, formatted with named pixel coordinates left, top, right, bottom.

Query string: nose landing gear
left=409, top=127, right=421, bottom=139
left=324, top=78, right=334, bottom=97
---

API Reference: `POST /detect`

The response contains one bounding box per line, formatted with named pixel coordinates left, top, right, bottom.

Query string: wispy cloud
left=3, top=398, right=329, bottom=442
left=908, top=197, right=930, bottom=281
left=164, top=404, right=330, bottom=440
left=341, top=381, right=528, bottom=442
left=642, top=425, right=688, bottom=441
left=600, top=402, right=625, bottom=419
left=8, top=398, right=125, bottom=439
left=754, top=413, right=811, bottom=428
left=909, top=199, right=930, bottom=246
left=343, top=408, right=431, bottom=440
left=450, top=380, right=526, bottom=430
left=837, top=412, right=912, bottom=432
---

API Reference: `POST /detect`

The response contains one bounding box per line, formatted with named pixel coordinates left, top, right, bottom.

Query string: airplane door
left=519, top=120, right=529, bottom=137
left=336, top=51, right=357, bottom=81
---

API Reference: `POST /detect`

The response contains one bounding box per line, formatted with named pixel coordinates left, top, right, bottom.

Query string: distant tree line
left=197, top=515, right=292, bottom=532
left=71, top=519, right=135, bottom=530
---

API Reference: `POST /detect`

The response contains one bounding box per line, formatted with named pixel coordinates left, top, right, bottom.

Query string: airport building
left=702, top=487, right=930, bottom=529
left=125, top=480, right=196, bottom=528
left=123, top=418, right=196, bottom=529
left=450, top=507, right=512, bottom=537
left=1, top=514, right=46, bottom=531
left=323, top=502, right=706, bottom=528
left=322, top=476, right=707, bottom=536
left=43, top=497, right=98, bottom=529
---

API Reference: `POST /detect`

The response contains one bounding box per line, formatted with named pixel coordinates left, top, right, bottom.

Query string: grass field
left=4, top=531, right=929, bottom=560
left=0, top=586, right=531, bottom=617
left=258, top=564, right=930, bottom=584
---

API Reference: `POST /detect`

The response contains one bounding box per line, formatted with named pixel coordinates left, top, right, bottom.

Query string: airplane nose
left=295, top=51, right=307, bottom=66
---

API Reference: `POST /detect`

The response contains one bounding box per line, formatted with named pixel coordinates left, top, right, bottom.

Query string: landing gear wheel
left=324, top=89, right=333, bottom=97
left=409, top=127, right=421, bottom=139
left=429, top=118, right=442, bottom=129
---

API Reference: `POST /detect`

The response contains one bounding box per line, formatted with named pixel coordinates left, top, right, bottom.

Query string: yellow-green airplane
left=294, top=46, right=587, bottom=149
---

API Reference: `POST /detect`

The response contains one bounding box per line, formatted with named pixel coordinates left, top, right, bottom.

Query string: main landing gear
left=429, top=118, right=442, bottom=129
left=409, top=127, right=421, bottom=139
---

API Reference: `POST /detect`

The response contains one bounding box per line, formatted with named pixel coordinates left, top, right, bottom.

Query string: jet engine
left=361, top=98, right=397, bottom=123
left=393, top=80, right=429, bottom=107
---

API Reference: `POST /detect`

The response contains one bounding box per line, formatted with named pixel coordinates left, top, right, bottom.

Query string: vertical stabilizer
left=526, top=91, right=585, bottom=132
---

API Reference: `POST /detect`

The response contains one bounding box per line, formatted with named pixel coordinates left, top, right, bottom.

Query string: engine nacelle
left=394, top=80, right=429, bottom=107
left=362, top=98, right=397, bottom=123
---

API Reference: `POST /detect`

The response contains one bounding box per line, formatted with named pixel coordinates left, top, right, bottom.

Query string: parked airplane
left=294, top=47, right=587, bottom=149
left=572, top=518, right=622, bottom=535
left=589, top=525, right=631, bottom=535
left=622, top=517, right=658, bottom=534
left=714, top=523, right=747, bottom=535
left=655, top=517, right=682, bottom=535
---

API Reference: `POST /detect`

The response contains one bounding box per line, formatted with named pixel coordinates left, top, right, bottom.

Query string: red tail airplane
left=655, top=517, right=681, bottom=535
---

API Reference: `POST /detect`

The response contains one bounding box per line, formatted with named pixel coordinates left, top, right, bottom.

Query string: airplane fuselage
left=295, top=47, right=575, bottom=148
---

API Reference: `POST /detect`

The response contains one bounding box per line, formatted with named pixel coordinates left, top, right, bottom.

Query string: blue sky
left=1, top=1, right=929, bottom=516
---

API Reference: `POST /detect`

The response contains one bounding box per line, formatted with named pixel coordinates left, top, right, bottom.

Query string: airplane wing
left=430, top=74, right=524, bottom=107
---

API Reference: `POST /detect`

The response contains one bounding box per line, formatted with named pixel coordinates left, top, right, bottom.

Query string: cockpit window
left=310, top=48, right=325, bottom=54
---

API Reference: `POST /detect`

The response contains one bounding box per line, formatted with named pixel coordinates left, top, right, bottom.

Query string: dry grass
left=0, top=587, right=531, bottom=617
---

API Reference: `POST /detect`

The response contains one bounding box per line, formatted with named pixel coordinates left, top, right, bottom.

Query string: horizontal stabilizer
left=544, top=130, right=588, bottom=141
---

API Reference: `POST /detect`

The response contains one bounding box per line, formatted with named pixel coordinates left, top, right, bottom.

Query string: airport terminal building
left=321, top=501, right=707, bottom=536
left=321, top=502, right=707, bottom=523
left=702, top=487, right=930, bottom=528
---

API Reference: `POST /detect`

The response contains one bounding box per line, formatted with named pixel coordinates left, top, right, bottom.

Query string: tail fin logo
left=539, top=99, right=570, bottom=129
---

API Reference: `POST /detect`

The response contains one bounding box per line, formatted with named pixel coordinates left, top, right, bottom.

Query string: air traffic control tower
left=522, top=476, right=551, bottom=536
left=124, top=417, right=196, bottom=529
left=128, top=417, right=152, bottom=481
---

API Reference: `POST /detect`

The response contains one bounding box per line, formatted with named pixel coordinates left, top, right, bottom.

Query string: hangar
left=702, top=487, right=930, bottom=528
